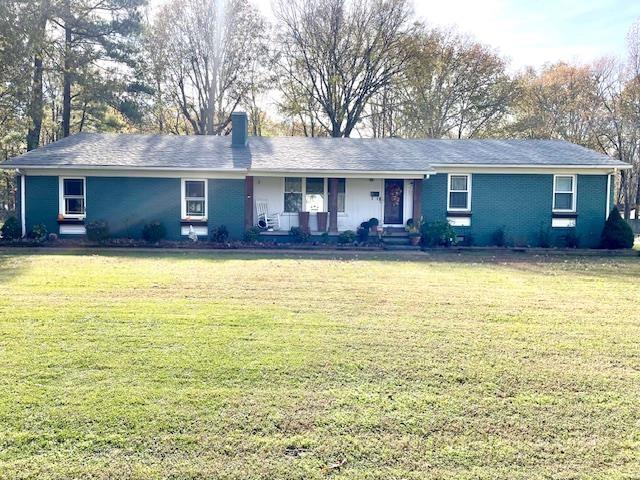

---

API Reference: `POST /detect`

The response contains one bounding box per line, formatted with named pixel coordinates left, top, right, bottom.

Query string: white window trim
left=337, top=178, right=346, bottom=215
left=181, top=178, right=208, bottom=220
left=447, top=173, right=472, bottom=212
left=552, top=174, right=577, bottom=213
left=58, top=176, right=86, bottom=219
left=283, top=177, right=340, bottom=214
left=283, top=177, right=305, bottom=214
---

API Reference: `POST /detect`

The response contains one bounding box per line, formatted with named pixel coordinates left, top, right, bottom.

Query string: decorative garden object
left=317, top=212, right=328, bottom=232
left=298, top=211, right=310, bottom=233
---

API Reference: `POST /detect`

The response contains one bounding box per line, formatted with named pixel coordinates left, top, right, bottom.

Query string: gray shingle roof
left=1, top=132, right=629, bottom=171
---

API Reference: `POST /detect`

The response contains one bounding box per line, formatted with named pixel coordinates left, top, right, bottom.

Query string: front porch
left=245, top=175, right=424, bottom=233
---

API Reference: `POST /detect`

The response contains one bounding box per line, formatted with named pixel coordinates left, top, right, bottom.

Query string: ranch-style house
left=1, top=112, right=630, bottom=247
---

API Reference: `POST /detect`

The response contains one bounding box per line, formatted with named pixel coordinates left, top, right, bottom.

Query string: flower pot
left=298, top=211, right=310, bottom=234
left=409, top=235, right=421, bottom=246
left=316, top=212, right=328, bottom=232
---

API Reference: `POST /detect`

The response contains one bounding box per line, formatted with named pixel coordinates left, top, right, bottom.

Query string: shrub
left=289, top=226, right=310, bottom=243
left=142, top=221, right=166, bottom=243
left=406, top=216, right=423, bottom=235
left=562, top=228, right=580, bottom=248
left=319, top=232, right=330, bottom=244
left=600, top=208, right=634, bottom=249
left=420, top=220, right=457, bottom=247
left=513, top=236, right=528, bottom=248
left=210, top=225, right=229, bottom=243
left=337, top=230, right=356, bottom=244
left=537, top=223, right=552, bottom=248
left=491, top=226, right=507, bottom=247
left=86, top=220, right=110, bottom=243
left=29, top=224, right=48, bottom=242
left=0, top=216, right=21, bottom=240
left=243, top=226, right=261, bottom=243
left=357, top=221, right=370, bottom=243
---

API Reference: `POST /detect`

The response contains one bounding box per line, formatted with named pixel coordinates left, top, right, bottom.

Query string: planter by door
left=384, top=179, right=404, bottom=225
left=316, top=212, right=328, bottom=232
left=298, top=211, right=310, bottom=233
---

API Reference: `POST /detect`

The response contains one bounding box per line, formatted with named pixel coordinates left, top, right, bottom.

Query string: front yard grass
left=0, top=250, right=638, bottom=479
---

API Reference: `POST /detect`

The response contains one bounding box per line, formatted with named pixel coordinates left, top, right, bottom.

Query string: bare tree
left=625, top=19, right=640, bottom=217
left=152, top=0, right=267, bottom=135
left=395, top=28, right=515, bottom=139
left=510, top=62, right=599, bottom=146
left=274, top=0, right=416, bottom=138
left=590, top=58, right=638, bottom=218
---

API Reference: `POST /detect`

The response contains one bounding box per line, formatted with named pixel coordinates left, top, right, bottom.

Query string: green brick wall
left=86, top=177, right=246, bottom=240
left=208, top=179, right=245, bottom=239
left=421, top=173, right=608, bottom=248
left=22, top=173, right=607, bottom=246
left=87, top=177, right=182, bottom=240
left=575, top=174, right=608, bottom=246
left=24, top=176, right=59, bottom=236
left=23, top=175, right=247, bottom=241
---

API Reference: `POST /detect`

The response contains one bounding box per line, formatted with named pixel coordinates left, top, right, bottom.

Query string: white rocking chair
left=255, top=199, right=281, bottom=231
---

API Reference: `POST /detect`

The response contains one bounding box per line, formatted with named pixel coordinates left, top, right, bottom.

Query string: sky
left=243, top=0, right=640, bottom=71
left=410, top=0, right=640, bottom=70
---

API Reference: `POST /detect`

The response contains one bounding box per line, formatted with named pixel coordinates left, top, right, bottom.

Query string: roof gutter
left=248, top=168, right=436, bottom=178
left=0, top=164, right=250, bottom=173
left=430, top=163, right=632, bottom=169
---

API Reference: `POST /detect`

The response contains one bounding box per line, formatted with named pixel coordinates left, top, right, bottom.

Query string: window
left=182, top=179, right=207, bottom=219
left=553, top=175, right=576, bottom=212
left=448, top=174, right=471, bottom=211
left=59, top=177, right=86, bottom=218
left=284, top=177, right=341, bottom=213
left=305, top=178, right=324, bottom=212
left=284, top=177, right=303, bottom=213
left=337, top=178, right=346, bottom=213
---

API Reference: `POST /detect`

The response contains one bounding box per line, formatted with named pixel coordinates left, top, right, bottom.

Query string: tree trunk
left=26, top=0, right=49, bottom=151
left=206, top=61, right=218, bottom=135
left=156, top=78, right=164, bottom=133
left=62, top=0, right=72, bottom=138
left=26, top=55, right=44, bottom=150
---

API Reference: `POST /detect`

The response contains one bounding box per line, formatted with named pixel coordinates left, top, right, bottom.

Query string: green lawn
left=0, top=251, right=639, bottom=479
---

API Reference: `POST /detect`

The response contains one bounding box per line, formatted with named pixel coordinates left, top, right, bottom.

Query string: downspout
left=17, top=169, right=26, bottom=237
left=605, top=169, right=614, bottom=221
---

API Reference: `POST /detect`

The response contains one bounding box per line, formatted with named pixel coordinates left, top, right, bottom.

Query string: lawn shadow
left=1, top=246, right=637, bottom=274
left=0, top=251, right=27, bottom=284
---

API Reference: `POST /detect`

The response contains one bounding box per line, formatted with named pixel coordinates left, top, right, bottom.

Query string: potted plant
left=298, top=211, right=310, bottom=234
left=316, top=211, right=328, bottom=232
left=406, top=217, right=423, bottom=246
left=368, top=217, right=380, bottom=233
left=357, top=221, right=370, bottom=244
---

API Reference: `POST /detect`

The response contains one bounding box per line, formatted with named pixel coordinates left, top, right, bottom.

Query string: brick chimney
left=231, top=111, right=248, bottom=147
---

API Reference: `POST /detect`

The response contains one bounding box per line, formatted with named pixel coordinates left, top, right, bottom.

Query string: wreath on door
left=387, top=184, right=402, bottom=207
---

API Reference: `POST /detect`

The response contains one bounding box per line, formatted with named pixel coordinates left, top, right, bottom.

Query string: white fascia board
left=0, top=164, right=248, bottom=172
left=431, top=164, right=626, bottom=174
left=17, top=167, right=246, bottom=179
left=248, top=169, right=433, bottom=179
